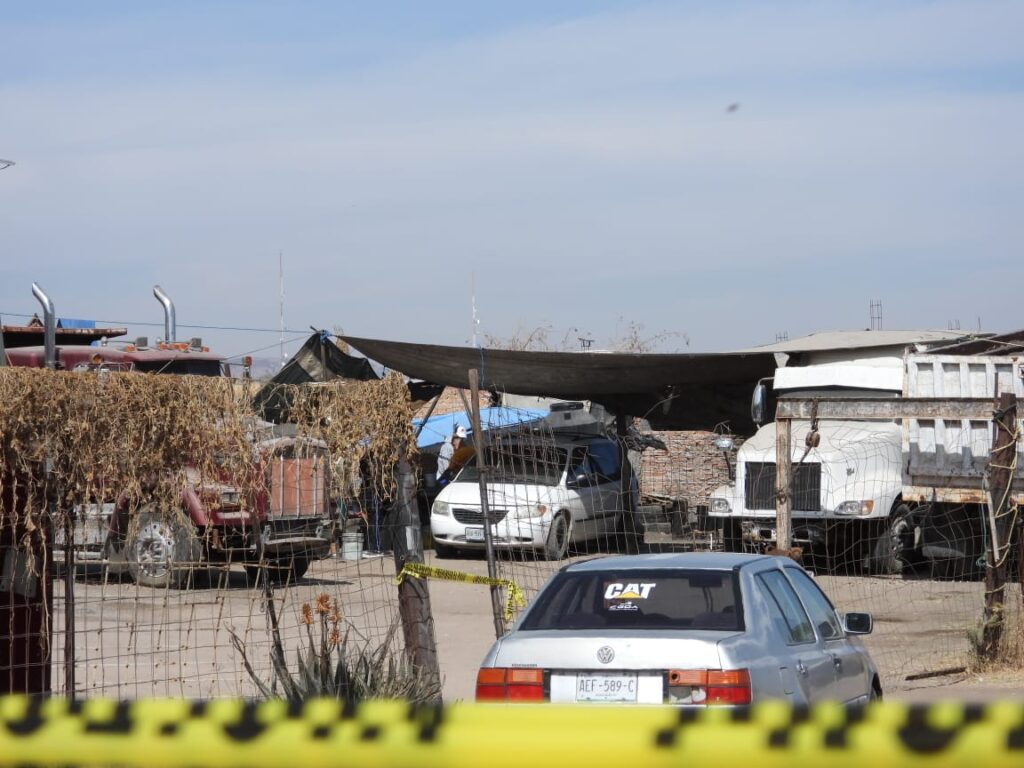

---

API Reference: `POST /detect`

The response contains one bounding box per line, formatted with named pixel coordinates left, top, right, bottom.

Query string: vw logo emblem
left=596, top=645, right=615, bottom=664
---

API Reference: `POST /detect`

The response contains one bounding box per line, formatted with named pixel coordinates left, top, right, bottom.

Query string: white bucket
left=340, top=531, right=363, bottom=561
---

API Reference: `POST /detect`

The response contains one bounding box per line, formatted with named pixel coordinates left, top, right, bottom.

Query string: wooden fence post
left=981, top=393, right=1018, bottom=658
left=392, top=454, right=441, bottom=687
left=775, top=417, right=793, bottom=550
left=468, top=369, right=506, bottom=639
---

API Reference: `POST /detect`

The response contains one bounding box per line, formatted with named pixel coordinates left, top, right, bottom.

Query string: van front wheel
left=543, top=513, right=571, bottom=560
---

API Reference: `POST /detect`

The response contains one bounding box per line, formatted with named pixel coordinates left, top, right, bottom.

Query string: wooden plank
left=776, top=397, right=995, bottom=420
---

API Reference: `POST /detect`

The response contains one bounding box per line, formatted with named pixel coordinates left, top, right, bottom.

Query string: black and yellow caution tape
left=1, top=697, right=1024, bottom=767
left=395, top=562, right=526, bottom=620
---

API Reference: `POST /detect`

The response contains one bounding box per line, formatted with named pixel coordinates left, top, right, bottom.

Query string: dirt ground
left=51, top=552, right=1024, bottom=702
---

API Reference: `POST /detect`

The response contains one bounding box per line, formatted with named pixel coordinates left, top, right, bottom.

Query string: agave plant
left=230, top=593, right=442, bottom=705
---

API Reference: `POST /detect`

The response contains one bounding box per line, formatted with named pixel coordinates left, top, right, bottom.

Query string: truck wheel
left=272, top=554, right=310, bottom=582
left=721, top=518, right=742, bottom=553
left=867, top=504, right=919, bottom=575
left=245, top=555, right=311, bottom=586
left=125, top=506, right=202, bottom=589
left=543, top=513, right=572, bottom=560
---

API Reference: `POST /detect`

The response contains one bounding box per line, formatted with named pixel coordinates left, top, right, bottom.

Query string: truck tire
left=271, top=554, right=310, bottom=583
left=543, top=513, right=572, bottom=560
left=866, top=504, right=919, bottom=575
left=247, top=557, right=311, bottom=585
left=125, top=506, right=202, bottom=589
left=721, top=518, right=742, bottom=553
left=245, top=555, right=311, bottom=586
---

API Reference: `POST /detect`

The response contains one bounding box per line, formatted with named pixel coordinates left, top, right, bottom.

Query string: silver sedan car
left=476, top=552, right=880, bottom=705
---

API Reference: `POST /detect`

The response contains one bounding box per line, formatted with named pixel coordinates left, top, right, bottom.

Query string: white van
left=430, top=434, right=638, bottom=560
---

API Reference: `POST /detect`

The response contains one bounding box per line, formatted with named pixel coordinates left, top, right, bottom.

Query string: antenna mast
left=869, top=299, right=883, bottom=331
left=471, top=272, right=480, bottom=348
left=279, top=251, right=285, bottom=368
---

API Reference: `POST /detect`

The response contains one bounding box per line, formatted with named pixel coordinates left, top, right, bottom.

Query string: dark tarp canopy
left=253, top=333, right=443, bottom=422
left=341, top=336, right=778, bottom=433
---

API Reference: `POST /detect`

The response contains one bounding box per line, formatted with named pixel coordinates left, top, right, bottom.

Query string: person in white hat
left=436, top=425, right=467, bottom=484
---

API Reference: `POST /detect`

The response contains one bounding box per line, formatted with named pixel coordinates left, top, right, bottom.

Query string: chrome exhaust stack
left=31, top=282, right=56, bottom=369
left=153, top=285, right=176, bottom=343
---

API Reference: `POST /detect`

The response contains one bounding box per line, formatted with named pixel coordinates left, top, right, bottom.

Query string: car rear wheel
left=543, top=513, right=571, bottom=560
left=870, top=676, right=883, bottom=701
left=125, top=506, right=202, bottom=589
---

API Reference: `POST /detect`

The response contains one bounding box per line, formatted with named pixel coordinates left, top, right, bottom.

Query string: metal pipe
left=31, top=282, right=56, bottom=369
left=153, top=285, right=176, bottom=342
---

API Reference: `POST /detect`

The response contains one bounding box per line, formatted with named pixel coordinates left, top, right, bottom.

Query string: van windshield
left=456, top=444, right=567, bottom=485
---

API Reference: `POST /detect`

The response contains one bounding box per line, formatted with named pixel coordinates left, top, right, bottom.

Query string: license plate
left=576, top=672, right=638, bottom=702
left=465, top=527, right=485, bottom=542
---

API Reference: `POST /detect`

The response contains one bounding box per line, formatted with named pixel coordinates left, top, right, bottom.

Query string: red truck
left=2, top=284, right=338, bottom=587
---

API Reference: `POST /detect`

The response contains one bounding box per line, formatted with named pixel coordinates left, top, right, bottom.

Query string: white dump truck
left=709, top=351, right=1024, bottom=574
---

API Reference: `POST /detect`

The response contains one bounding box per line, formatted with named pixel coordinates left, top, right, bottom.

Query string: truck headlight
left=835, top=500, right=875, bottom=516
left=432, top=501, right=450, bottom=517
left=711, top=498, right=731, bottom=514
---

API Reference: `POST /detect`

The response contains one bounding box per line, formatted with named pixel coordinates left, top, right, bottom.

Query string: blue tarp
left=413, top=406, right=547, bottom=449
left=57, top=318, right=96, bottom=329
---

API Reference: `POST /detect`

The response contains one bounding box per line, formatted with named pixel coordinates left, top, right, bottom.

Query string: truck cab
left=709, top=357, right=915, bottom=571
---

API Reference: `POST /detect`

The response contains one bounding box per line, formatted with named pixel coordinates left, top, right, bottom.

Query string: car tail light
left=475, top=668, right=545, bottom=702
left=666, top=669, right=751, bottom=706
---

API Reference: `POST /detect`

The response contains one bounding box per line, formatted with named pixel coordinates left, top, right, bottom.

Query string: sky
left=1, top=0, right=1021, bottom=366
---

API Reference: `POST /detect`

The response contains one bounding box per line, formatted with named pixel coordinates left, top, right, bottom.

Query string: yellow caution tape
left=0, top=698, right=1023, bottom=767
left=395, top=562, right=526, bottom=620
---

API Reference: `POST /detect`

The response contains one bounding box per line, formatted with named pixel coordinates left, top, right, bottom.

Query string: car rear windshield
left=457, top=444, right=568, bottom=485
left=520, top=569, right=742, bottom=632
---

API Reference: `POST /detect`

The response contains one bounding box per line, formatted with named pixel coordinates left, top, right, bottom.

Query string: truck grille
left=453, top=508, right=508, bottom=525
left=744, top=462, right=821, bottom=512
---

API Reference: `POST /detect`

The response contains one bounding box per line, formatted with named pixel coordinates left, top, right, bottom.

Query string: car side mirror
left=566, top=472, right=588, bottom=489
left=843, top=612, right=873, bottom=635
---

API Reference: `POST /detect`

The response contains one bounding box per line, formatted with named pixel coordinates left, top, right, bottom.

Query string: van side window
left=586, top=441, right=622, bottom=482
left=568, top=447, right=593, bottom=480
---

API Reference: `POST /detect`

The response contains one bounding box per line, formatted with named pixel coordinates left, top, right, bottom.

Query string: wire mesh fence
left=1, top=369, right=417, bottom=699
left=425, top=391, right=1022, bottom=690
left=2, top=368, right=1021, bottom=700
left=45, top=555, right=406, bottom=698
